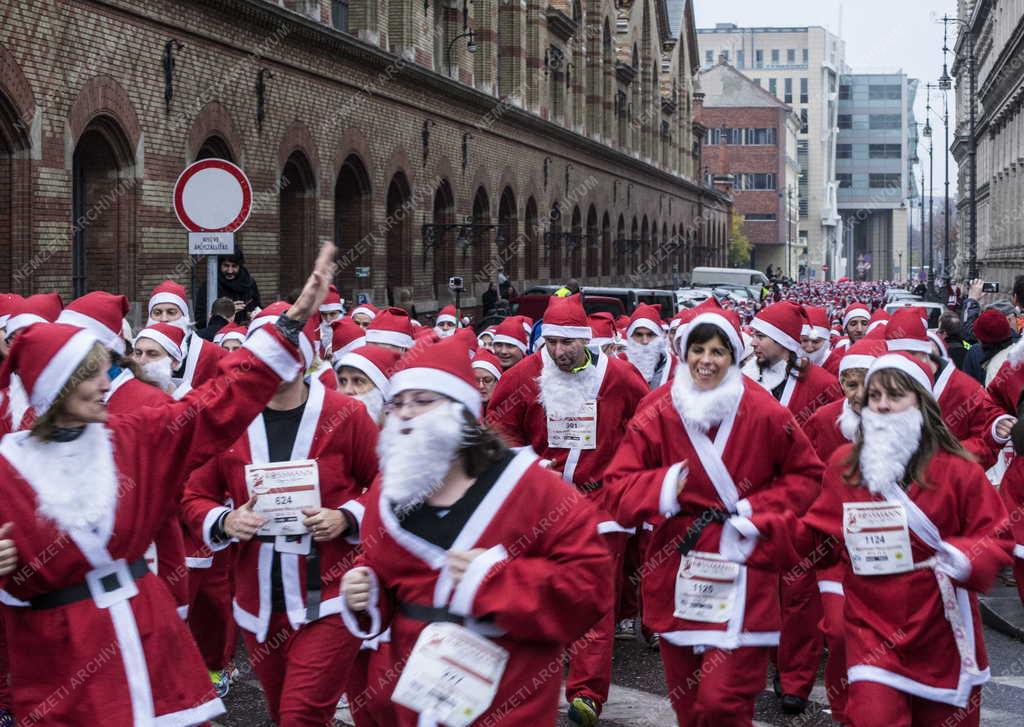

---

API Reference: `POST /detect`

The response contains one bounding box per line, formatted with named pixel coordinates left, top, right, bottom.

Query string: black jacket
left=197, top=266, right=261, bottom=327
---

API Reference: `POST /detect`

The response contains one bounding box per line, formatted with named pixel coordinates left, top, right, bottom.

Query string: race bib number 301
left=843, top=501, right=914, bottom=576
left=546, top=400, right=597, bottom=450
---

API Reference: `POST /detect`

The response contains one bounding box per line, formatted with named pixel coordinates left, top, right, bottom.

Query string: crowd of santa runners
left=0, top=249, right=1020, bottom=727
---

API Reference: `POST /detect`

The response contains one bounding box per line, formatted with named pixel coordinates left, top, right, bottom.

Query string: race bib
left=391, top=622, right=509, bottom=726
left=844, top=501, right=914, bottom=576
left=546, top=401, right=597, bottom=450
left=245, top=459, right=321, bottom=536
left=673, top=551, right=740, bottom=623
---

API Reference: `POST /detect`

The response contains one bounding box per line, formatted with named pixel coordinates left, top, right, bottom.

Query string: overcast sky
left=694, top=0, right=957, bottom=201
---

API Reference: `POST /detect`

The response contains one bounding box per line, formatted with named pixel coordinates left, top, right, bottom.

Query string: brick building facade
left=0, top=0, right=730, bottom=320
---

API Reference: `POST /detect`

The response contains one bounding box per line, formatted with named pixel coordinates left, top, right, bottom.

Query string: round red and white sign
left=173, top=159, right=252, bottom=233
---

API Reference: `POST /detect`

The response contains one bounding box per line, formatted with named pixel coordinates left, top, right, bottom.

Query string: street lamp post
left=446, top=30, right=477, bottom=78
left=924, top=88, right=935, bottom=297
left=939, top=34, right=953, bottom=279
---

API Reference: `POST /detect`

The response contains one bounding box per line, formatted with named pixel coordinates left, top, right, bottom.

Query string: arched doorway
left=471, top=187, right=491, bottom=298
left=549, top=203, right=563, bottom=282
left=279, top=151, right=317, bottom=299
left=570, top=206, right=582, bottom=279
left=0, top=90, right=30, bottom=292
left=385, top=172, right=413, bottom=307
left=640, top=216, right=650, bottom=270
left=432, top=179, right=455, bottom=303
left=615, top=215, right=626, bottom=276
left=601, top=212, right=611, bottom=278
left=524, top=197, right=539, bottom=281
left=334, top=154, right=371, bottom=302
left=630, top=217, right=639, bottom=273
left=585, top=205, right=598, bottom=278
left=71, top=116, right=136, bottom=298
left=498, top=187, right=517, bottom=283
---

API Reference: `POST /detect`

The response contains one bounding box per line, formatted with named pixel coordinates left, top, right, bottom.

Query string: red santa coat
left=987, top=358, right=1024, bottom=415
left=106, top=370, right=190, bottom=617
left=771, top=363, right=842, bottom=428
left=754, top=447, right=1012, bottom=708
left=340, top=449, right=612, bottom=726
left=999, top=456, right=1024, bottom=563
left=603, top=379, right=824, bottom=649
left=181, top=380, right=379, bottom=642
left=173, top=333, right=227, bottom=399
left=485, top=348, right=648, bottom=500
left=0, top=325, right=301, bottom=724
left=933, top=361, right=1008, bottom=469
left=822, top=339, right=851, bottom=376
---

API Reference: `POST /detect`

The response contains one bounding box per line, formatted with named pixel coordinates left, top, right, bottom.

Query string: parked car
left=519, top=286, right=675, bottom=319
left=884, top=300, right=947, bottom=330
left=676, top=288, right=715, bottom=308
left=689, top=267, right=769, bottom=300
left=512, top=292, right=625, bottom=323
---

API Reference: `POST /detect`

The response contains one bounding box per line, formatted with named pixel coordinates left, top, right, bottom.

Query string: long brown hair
left=458, top=407, right=510, bottom=478
left=843, top=367, right=971, bottom=489
left=31, top=342, right=110, bottom=441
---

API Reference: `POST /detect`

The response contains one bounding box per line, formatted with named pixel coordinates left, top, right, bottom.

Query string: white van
left=689, top=267, right=769, bottom=298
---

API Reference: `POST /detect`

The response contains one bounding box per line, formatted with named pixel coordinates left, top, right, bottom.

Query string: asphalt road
left=214, top=621, right=1024, bottom=726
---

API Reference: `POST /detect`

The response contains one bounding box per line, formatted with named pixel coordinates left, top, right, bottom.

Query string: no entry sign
left=173, top=158, right=252, bottom=254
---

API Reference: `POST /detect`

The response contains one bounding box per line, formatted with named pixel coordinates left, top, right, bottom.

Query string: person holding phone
left=197, top=249, right=263, bottom=328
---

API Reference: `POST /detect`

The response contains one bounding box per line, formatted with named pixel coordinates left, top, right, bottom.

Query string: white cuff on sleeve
left=935, top=542, right=972, bottom=582
left=177, top=604, right=190, bottom=620
left=448, top=544, right=509, bottom=618
left=735, top=498, right=752, bottom=518
left=339, top=499, right=366, bottom=545
left=659, top=462, right=687, bottom=518
left=1013, top=544, right=1024, bottom=560
left=339, top=568, right=383, bottom=640
left=991, top=415, right=1015, bottom=445
left=243, top=326, right=302, bottom=381
left=202, top=506, right=236, bottom=552
left=719, top=515, right=760, bottom=564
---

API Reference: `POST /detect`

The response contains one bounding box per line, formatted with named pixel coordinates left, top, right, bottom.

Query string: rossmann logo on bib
left=845, top=504, right=903, bottom=533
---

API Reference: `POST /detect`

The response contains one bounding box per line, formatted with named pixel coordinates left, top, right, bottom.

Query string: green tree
left=728, top=214, right=752, bottom=267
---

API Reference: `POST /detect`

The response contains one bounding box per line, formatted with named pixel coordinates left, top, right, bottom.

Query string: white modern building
left=696, top=23, right=847, bottom=279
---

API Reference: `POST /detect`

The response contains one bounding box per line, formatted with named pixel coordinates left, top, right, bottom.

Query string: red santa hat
left=248, top=301, right=316, bottom=366
left=335, top=345, right=400, bottom=396
left=492, top=317, right=529, bottom=353
left=435, top=305, right=458, bottom=327
left=148, top=280, right=190, bottom=321
left=0, top=294, right=23, bottom=330
left=839, top=336, right=888, bottom=374
left=541, top=294, right=591, bottom=340
left=453, top=326, right=478, bottom=352
left=0, top=323, right=103, bottom=415
left=973, top=309, right=1013, bottom=345
left=884, top=307, right=932, bottom=354
left=842, top=302, right=871, bottom=330
left=866, top=351, right=935, bottom=396
left=365, top=307, right=414, bottom=349
left=134, top=322, right=186, bottom=363
left=750, top=301, right=805, bottom=355
left=626, top=304, right=664, bottom=339
left=350, top=302, right=379, bottom=322
left=414, top=326, right=440, bottom=343
left=329, top=317, right=367, bottom=364
left=389, top=335, right=482, bottom=417
left=213, top=321, right=248, bottom=346
left=680, top=304, right=744, bottom=364
left=477, top=326, right=496, bottom=344
left=866, top=308, right=890, bottom=333
left=56, top=292, right=130, bottom=355
left=6, top=293, right=63, bottom=339
left=801, top=306, right=830, bottom=341
left=588, top=313, right=618, bottom=347
left=471, top=349, right=503, bottom=381
left=319, top=285, right=344, bottom=314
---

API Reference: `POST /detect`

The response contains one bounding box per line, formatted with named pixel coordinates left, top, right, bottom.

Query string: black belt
left=255, top=534, right=323, bottom=622
left=676, top=509, right=731, bottom=556
left=399, top=601, right=469, bottom=625
left=30, top=558, right=149, bottom=610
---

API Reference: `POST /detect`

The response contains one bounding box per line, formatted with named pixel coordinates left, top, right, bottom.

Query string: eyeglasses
left=382, top=395, right=445, bottom=415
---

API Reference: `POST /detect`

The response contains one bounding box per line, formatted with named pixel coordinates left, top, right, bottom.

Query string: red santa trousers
left=819, top=591, right=849, bottom=724
left=774, top=567, right=824, bottom=699
left=616, top=531, right=648, bottom=621
left=242, top=612, right=361, bottom=727
left=347, top=642, right=398, bottom=727
left=187, top=548, right=237, bottom=671
left=847, top=682, right=981, bottom=727
left=565, top=530, right=626, bottom=707
left=660, top=643, right=769, bottom=727
left=0, top=612, right=9, bottom=711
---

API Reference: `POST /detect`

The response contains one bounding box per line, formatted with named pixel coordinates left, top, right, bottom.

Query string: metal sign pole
left=206, top=255, right=218, bottom=323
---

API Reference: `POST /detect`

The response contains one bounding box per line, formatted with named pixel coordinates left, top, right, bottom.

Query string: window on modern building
left=743, top=128, right=777, bottom=145
left=802, top=48, right=809, bottom=64
left=838, top=114, right=853, bottom=129
left=331, top=0, right=349, bottom=31
left=869, top=143, right=902, bottom=159
left=706, top=49, right=714, bottom=65
left=784, top=78, right=793, bottom=103
left=738, top=173, right=777, bottom=190
left=868, top=85, right=902, bottom=100
left=800, top=78, right=808, bottom=103
left=705, top=128, right=721, bottom=144
left=837, top=173, right=853, bottom=188
left=769, top=78, right=778, bottom=96
left=837, top=143, right=852, bottom=159
left=737, top=50, right=745, bottom=67
left=745, top=213, right=777, bottom=221
left=797, top=140, right=809, bottom=217
left=869, top=173, right=901, bottom=188
left=755, top=49, right=764, bottom=68
left=787, top=49, right=796, bottom=63
left=799, top=108, right=808, bottom=133
left=869, top=114, right=901, bottom=129
left=771, top=49, right=780, bottom=64
left=839, top=84, right=851, bottom=100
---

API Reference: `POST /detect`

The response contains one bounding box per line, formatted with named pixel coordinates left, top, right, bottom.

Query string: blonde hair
left=31, top=343, right=109, bottom=440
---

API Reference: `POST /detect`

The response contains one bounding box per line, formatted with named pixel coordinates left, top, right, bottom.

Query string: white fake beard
left=29, top=424, right=118, bottom=533
left=377, top=400, right=465, bottom=511
left=670, top=362, right=744, bottom=433
left=434, top=327, right=455, bottom=339
left=859, top=407, right=923, bottom=494
left=142, top=357, right=174, bottom=391
left=806, top=342, right=830, bottom=366
left=625, top=337, right=665, bottom=383
left=354, top=388, right=385, bottom=423
left=8, top=373, right=29, bottom=430
left=537, top=352, right=601, bottom=416
left=741, top=355, right=788, bottom=392
left=838, top=399, right=861, bottom=442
